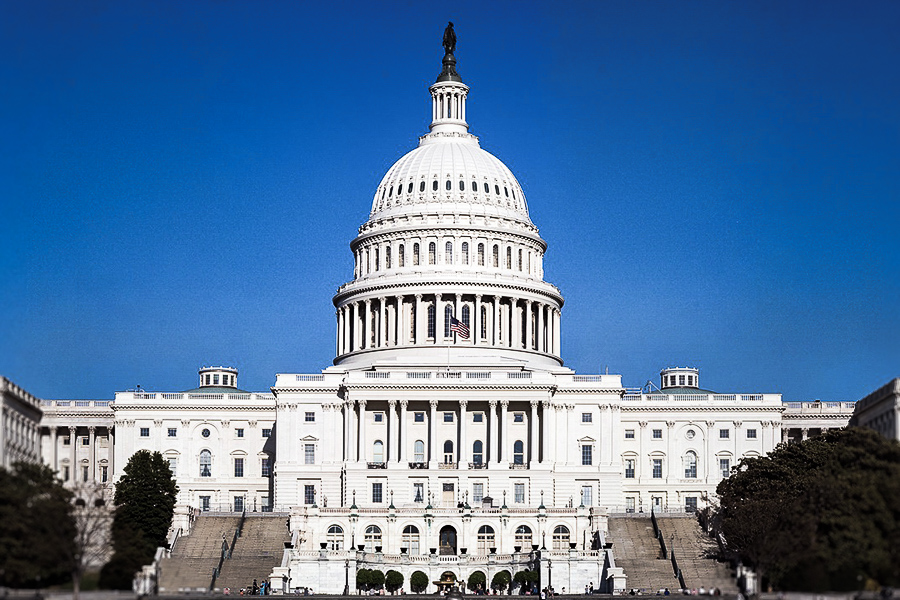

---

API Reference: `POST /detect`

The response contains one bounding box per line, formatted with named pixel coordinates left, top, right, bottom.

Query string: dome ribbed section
left=369, top=136, right=531, bottom=224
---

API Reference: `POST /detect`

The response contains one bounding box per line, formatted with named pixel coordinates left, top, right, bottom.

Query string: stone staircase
left=608, top=516, right=679, bottom=594
left=158, top=515, right=242, bottom=593
left=213, top=514, right=291, bottom=592
left=656, top=516, right=737, bottom=594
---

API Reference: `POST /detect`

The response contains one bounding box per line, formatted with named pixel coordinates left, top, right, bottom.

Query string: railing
left=650, top=509, right=668, bottom=559
left=438, top=462, right=457, bottom=469
left=670, top=544, right=686, bottom=590
left=296, top=374, right=324, bottom=381
left=41, top=399, right=112, bottom=409
left=466, top=372, right=491, bottom=379
left=365, top=372, right=391, bottom=379
left=367, top=462, right=387, bottom=469
left=573, top=375, right=604, bottom=382
left=408, top=462, right=428, bottom=469
left=407, top=372, right=432, bottom=379
left=507, top=372, right=532, bottom=379
left=436, top=371, right=461, bottom=379
left=469, top=462, right=488, bottom=469
left=509, top=463, right=528, bottom=469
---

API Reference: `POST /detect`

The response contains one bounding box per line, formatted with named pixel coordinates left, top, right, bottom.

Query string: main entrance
left=439, top=525, right=457, bottom=555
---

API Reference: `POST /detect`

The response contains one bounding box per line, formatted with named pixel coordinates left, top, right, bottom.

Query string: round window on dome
left=420, top=181, right=425, bottom=192
left=495, top=185, right=500, bottom=195
left=388, top=186, right=393, bottom=198
left=408, top=182, right=413, bottom=194
left=471, top=181, right=477, bottom=192
left=504, top=187, right=509, bottom=197
left=433, top=180, right=438, bottom=191
left=445, top=180, right=451, bottom=191
left=459, top=180, right=465, bottom=191
left=686, top=430, right=696, bottom=440
left=484, top=183, right=489, bottom=194
left=202, top=428, right=210, bottom=438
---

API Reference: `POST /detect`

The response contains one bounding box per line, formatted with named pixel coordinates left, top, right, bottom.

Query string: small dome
left=369, top=136, right=531, bottom=224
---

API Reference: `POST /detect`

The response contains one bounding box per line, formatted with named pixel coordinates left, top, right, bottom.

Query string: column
left=510, top=300, right=518, bottom=348
left=500, top=400, right=509, bottom=463
left=89, top=426, right=96, bottom=481
left=415, top=294, right=424, bottom=345
left=537, top=303, right=545, bottom=352
left=553, top=309, right=561, bottom=355
left=542, top=401, right=552, bottom=464
left=69, top=427, right=77, bottom=480
left=455, top=293, right=462, bottom=343
left=395, top=295, right=404, bottom=346
left=459, top=400, right=468, bottom=466
left=108, top=427, right=114, bottom=477
left=436, top=294, right=445, bottom=343
left=666, top=421, right=675, bottom=479
left=337, top=308, right=344, bottom=356
left=489, top=400, right=499, bottom=465
left=379, top=299, right=387, bottom=348
left=336, top=310, right=342, bottom=356
left=474, top=295, right=482, bottom=346
left=399, top=400, right=408, bottom=462
left=358, top=400, right=367, bottom=464
left=529, top=400, right=539, bottom=464
left=801, top=427, right=808, bottom=441
left=429, top=399, right=439, bottom=465
left=492, top=296, right=500, bottom=346
left=349, top=303, right=357, bottom=352
left=388, top=400, right=399, bottom=463
left=525, top=300, right=533, bottom=350
left=349, top=401, right=358, bottom=462
left=364, top=299, right=372, bottom=349
left=52, top=427, right=58, bottom=474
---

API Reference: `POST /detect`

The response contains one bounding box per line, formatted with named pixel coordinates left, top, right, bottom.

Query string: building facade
left=1, top=376, right=43, bottom=468
left=849, top=378, right=900, bottom=441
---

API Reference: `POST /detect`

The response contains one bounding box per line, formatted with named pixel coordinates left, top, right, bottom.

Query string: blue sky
left=1, top=0, right=897, bottom=401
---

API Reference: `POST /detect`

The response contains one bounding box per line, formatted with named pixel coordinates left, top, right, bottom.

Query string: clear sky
left=1, top=0, right=897, bottom=401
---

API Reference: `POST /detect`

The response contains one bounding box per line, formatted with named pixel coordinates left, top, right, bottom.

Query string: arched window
left=471, top=181, right=477, bottom=192
left=684, top=451, right=698, bottom=478
left=402, top=525, right=420, bottom=555
left=477, top=525, right=495, bottom=554
left=495, top=185, right=500, bottom=195
left=433, top=180, right=438, bottom=191
left=513, top=440, right=524, bottom=465
left=444, top=304, right=453, bottom=338
left=484, top=182, right=490, bottom=194
left=428, top=242, right=436, bottom=265
left=420, top=181, right=425, bottom=192
left=480, top=307, right=488, bottom=340
left=517, top=249, right=523, bottom=271
left=414, top=440, right=425, bottom=463
left=462, top=305, right=471, bottom=331
left=461, top=242, right=469, bottom=265
left=504, top=186, right=509, bottom=197
left=373, top=441, right=384, bottom=464
left=327, top=525, right=343, bottom=550
left=515, top=525, right=533, bottom=548
left=552, top=526, right=570, bottom=550
left=408, top=182, right=413, bottom=194
left=506, top=247, right=512, bottom=269
left=398, top=244, right=405, bottom=268
left=365, top=525, right=382, bottom=547
left=472, top=440, right=483, bottom=465
left=413, top=243, right=420, bottom=266
left=427, top=304, right=436, bottom=338
left=492, top=245, right=499, bottom=268
left=199, top=449, right=212, bottom=477
left=375, top=248, right=380, bottom=271
left=458, top=180, right=465, bottom=191
left=445, top=179, right=451, bottom=191
left=385, top=246, right=391, bottom=269
left=443, top=440, right=454, bottom=464
left=477, top=243, right=485, bottom=266
left=445, top=241, right=453, bottom=264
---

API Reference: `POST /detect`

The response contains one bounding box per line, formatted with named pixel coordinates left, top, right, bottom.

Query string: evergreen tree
left=410, top=570, right=429, bottom=593
left=99, top=450, right=177, bottom=589
left=0, top=462, right=76, bottom=588
left=385, top=570, right=404, bottom=593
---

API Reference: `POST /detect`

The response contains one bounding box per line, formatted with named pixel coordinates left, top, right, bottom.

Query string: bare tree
left=69, top=482, right=114, bottom=599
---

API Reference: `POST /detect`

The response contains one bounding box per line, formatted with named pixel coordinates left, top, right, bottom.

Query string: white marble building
left=849, top=378, right=900, bottom=441
left=1, top=376, right=43, bottom=468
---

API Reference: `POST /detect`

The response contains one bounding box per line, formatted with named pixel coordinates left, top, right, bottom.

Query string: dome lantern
left=429, top=22, right=469, bottom=136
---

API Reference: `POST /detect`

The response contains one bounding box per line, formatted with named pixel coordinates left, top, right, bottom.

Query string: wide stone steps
left=213, top=515, right=291, bottom=592
left=158, top=515, right=243, bottom=593
left=656, top=517, right=736, bottom=593
left=608, top=517, right=679, bottom=593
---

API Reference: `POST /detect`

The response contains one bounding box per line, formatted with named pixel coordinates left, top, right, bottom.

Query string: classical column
left=525, top=300, right=533, bottom=350
left=89, top=426, right=96, bottom=481
left=429, top=399, right=439, bottom=465
left=349, top=303, right=357, bottom=352
left=358, top=400, right=367, bottom=464
left=349, top=400, right=359, bottom=462
left=801, top=427, right=808, bottom=441
left=69, top=427, right=77, bottom=480
left=455, top=293, right=462, bottom=343
left=51, top=427, right=58, bottom=474
left=436, top=294, right=445, bottom=343
left=458, top=400, right=468, bottom=466
left=388, top=400, right=399, bottom=463
left=492, top=296, right=500, bottom=346
left=395, top=295, right=404, bottom=346
left=379, top=299, right=387, bottom=348
left=364, top=299, right=372, bottom=349
left=415, top=294, right=424, bottom=345
left=553, top=309, right=561, bottom=355
left=108, top=427, right=114, bottom=477
left=542, top=401, right=552, bottom=464
left=474, top=295, right=482, bottom=345
left=529, top=400, right=539, bottom=464
left=537, top=303, right=545, bottom=352
left=399, top=400, right=408, bottom=462
left=336, top=310, right=342, bottom=356
left=489, top=400, right=499, bottom=465
left=500, top=400, right=509, bottom=463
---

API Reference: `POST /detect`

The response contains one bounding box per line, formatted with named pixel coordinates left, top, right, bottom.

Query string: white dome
left=369, top=133, right=531, bottom=225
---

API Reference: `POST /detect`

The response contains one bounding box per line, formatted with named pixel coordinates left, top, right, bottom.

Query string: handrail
left=229, top=509, right=246, bottom=558
left=650, top=509, right=668, bottom=559
left=211, top=510, right=245, bottom=590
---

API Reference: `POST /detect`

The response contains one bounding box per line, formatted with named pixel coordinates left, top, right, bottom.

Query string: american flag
left=449, top=316, right=470, bottom=339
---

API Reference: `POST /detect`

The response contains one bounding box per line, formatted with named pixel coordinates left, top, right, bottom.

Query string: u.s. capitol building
left=27, top=28, right=858, bottom=594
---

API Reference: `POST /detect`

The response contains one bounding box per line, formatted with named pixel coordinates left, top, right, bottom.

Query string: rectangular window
left=719, top=429, right=730, bottom=439
left=167, top=428, right=177, bottom=437
left=652, top=458, right=663, bottom=478
left=304, top=485, right=315, bottom=505
left=414, top=412, right=425, bottom=422
left=413, top=482, right=425, bottom=503
left=262, top=428, right=272, bottom=438
left=374, top=412, right=384, bottom=423
left=581, top=485, right=592, bottom=506
left=747, top=428, right=757, bottom=439
left=513, top=413, right=524, bottom=423
left=720, top=458, right=730, bottom=478
left=236, top=428, right=244, bottom=438
left=234, top=458, right=244, bottom=477
left=679, top=375, right=685, bottom=386
left=63, top=466, right=70, bottom=481
left=581, top=445, right=593, bottom=466
left=581, top=413, right=592, bottom=423
left=625, top=496, right=636, bottom=513
left=82, top=437, right=90, bottom=446
left=262, top=458, right=272, bottom=477
left=473, top=413, right=483, bottom=423
left=233, top=496, right=243, bottom=512
left=82, top=466, right=89, bottom=481
left=372, top=482, right=383, bottom=503
left=304, top=444, right=315, bottom=465
left=140, top=427, right=150, bottom=437
left=440, top=412, right=452, bottom=423
left=625, top=459, right=635, bottom=479
left=472, top=483, right=484, bottom=503
left=685, top=497, right=698, bottom=513
left=305, top=412, right=315, bottom=422
left=167, top=458, right=177, bottom=475
left=625, top=429, right=635, bottom=439
left=213, top=374, right=219, bottom=385
left=652, top=429, right=662, bottom=439
left=63, top=437, right=71, bottom=446
left=514, top=483, right=525, bottom=503
left=101, top=466, right=108, bottom=482
left=200, top=496, right=211, bottom=511
left=261, top=495, right=270, bottom=512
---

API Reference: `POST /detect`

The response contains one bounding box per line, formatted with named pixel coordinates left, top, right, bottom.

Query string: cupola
left=198, top=366, right=238, bottom=389
left=660, top=367, right=699, bottom=390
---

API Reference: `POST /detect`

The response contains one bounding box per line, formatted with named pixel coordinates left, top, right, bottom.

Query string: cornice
left=352, top=225, right=546, bottom=250
left=110, top=404, right=276, bottom=412
left=340, top=383, right=558, bottom=393
left=333, top=278, right=564, bottom=306
left=620, top=406, right=784, bottom=413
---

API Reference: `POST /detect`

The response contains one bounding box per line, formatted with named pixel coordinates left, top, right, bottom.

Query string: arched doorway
left=439, top=525, right=457, bottom=555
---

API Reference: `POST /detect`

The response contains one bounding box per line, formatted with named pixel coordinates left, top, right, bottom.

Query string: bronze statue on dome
left=443, top=21, right=456, bottom=56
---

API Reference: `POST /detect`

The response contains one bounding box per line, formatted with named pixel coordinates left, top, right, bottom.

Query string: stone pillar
left=436, top=294, right=445, bottom=343
left=380, top=299, right=387, bottom=348
left=537, top=303, right=545, bottom=352
left=474, top=295, right=482, bottom=345
left=364, top=299, right=372, bottom=349
left=455, top=293, right=462, bottom=343
left=89, top=426, right=96, bottom=481
left=395, top=295, right=404, bottom=346
left=500, top=400, right=509, bottom=463
left=542, top=401, right=552, bottom=464
left=459, top=400, right=468, bottom=465
left=52, top=427, right=58, bottom=474
left=388, top=400, right=399, bottom=463
left=415, top=294, right=424, bottom=345
left=69, top=426, right=77, bottom=482
left=429, top=399, right=439, bottom=466
left=529, top=400, right=539, bottom=464
left=553, top=309, right=561, bottom=355
left=399, top=400, right=408, bottom=462
left=493, top=296, right=500, bottom=346
left=108, top=427, right=114, bottom=477
left=525, top=300, right=533, bottom=350
left=358, top=400, right=367, bottom=464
